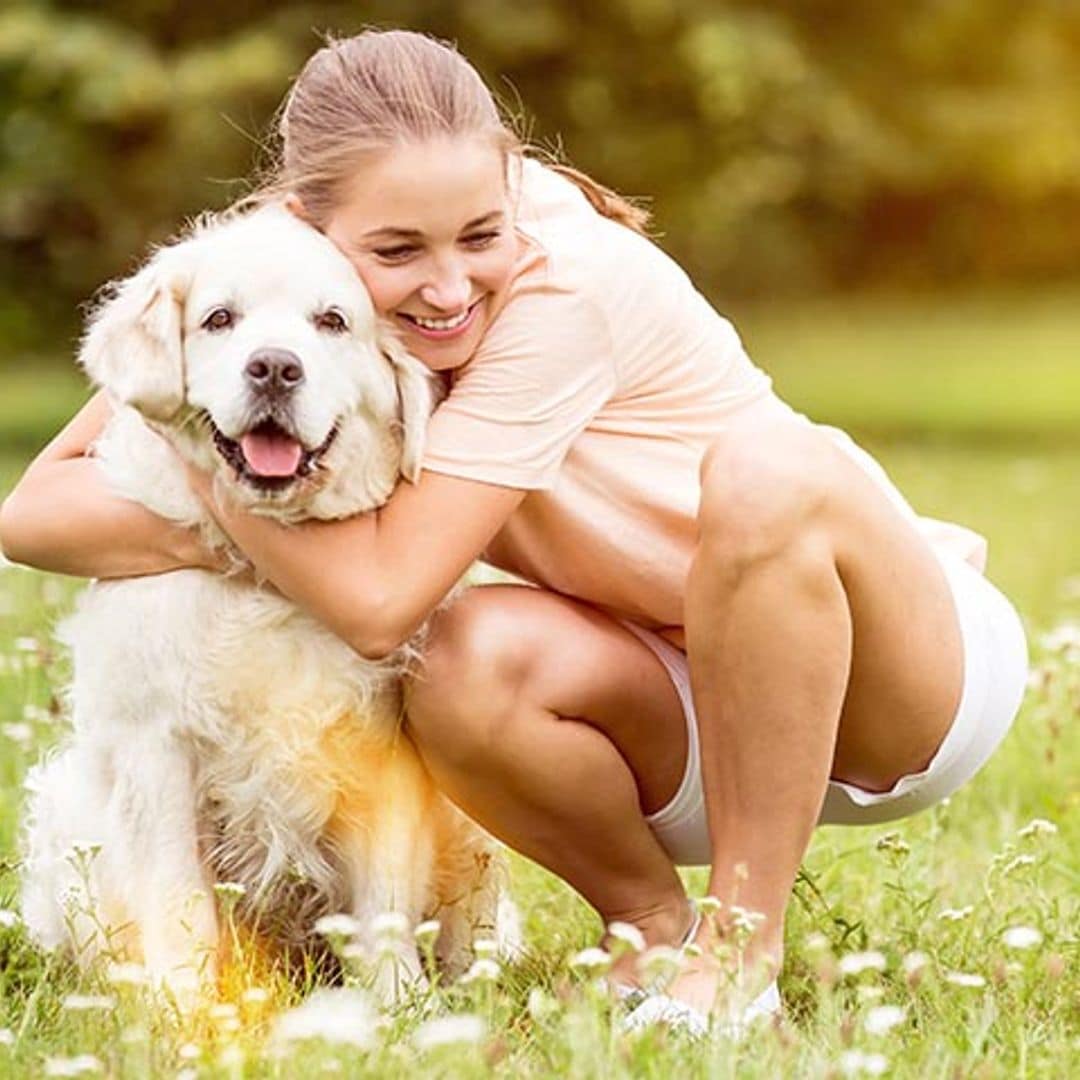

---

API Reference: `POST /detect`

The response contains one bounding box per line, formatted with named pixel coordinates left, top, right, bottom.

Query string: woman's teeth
left=408, top=304, right=474, bottom=331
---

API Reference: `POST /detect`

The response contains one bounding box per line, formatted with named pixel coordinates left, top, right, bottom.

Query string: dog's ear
left=79, top=245, right=190, bottom=422
left=376, top=322, right=440, bottom=483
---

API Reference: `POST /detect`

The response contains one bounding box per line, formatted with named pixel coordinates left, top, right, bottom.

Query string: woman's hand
left=0, top=392, right=229, bottom=580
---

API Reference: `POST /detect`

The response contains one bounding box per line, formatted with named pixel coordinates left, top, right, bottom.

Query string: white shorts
left=624, top=553, right=1029, bottom=867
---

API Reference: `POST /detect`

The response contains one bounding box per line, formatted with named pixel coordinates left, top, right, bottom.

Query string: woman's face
left=322, top=137, right=518, bottom=372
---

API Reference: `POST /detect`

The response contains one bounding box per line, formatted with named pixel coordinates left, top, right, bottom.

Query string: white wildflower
left=1018, top=818, right=1057, bottom=839
left=0, top=1028, right=13, bottom=1046
left=460, top=957, right=501, bottom=984
left=370, top=911, right=409, bottom=940
left=217, top=1045, right=244, bottom=1067
left=569, top=947, right=611, bottom=977
left=875, top=831, right=911, bottom=857
left=273, top=988, right=376, bottom=1048
left=804, top=932, right=832, bottom=954
left=105, top=962, right=148, bottom=986
left=44, top=1056, right=103, bottom=1077
left=313, top=914, right=362, bottom=938
left=695, top=895, right=722, bottom=916
left=177, top=1043, right=201, bottom=1061
left=1002, top=926, right=1043, bottom=950
left=526, top=987, right=558, bottom=1021
left=838, top=1049, right=889, bottom=1076
left=213, top=881, right=246, bottom=902
left=414, top=919, right=441, bottom=946
left=901, top=951, right=929, bottom=976
left=1002, top=854, right=1037, bottom=875
left=241, top=986, right=270, bottom=1005
left=413, top=1013, right=486, bottom=1050
left=864, top=1004, right=906, bottom=1035
left=0, top=909, right=20, bottom=928
left=1039, top=623, right=1080, bottom=652
left=61, top=995, right=115, bottom=1012
left=472, top=936, right=499, bottom=958
left=13, top=636, right=39, bottom=653
left=938, top=905, right=974, bottom=922
left=607, top=921, right=646, bottom=954
left=1, top=722, right=33, bottom=746
left=944, top=971, right=986, bottom=988
left=729, top=904, right=766, bottom=936
left=857, top=984, right=885, bottom=1002
left=209, top=1003, right=238, bottom=1022
left=838, top=950, right=887, bottom=976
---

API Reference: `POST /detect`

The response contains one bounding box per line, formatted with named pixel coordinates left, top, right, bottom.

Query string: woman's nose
left=419, top=260, right=471, bottom=311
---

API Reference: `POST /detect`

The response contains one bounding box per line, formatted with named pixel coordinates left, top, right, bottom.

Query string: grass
left=0, top=288, right=1077, bottom=1076
left=733, top=285, right=1080, bottom=445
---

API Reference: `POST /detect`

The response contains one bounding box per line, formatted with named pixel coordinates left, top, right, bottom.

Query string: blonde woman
left=0, top=29, right=1027, bottom=1032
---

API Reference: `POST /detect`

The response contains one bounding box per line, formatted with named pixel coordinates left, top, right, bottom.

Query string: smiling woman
left=0, top=27, right=1030, bottom=1035
left=316, top=139, right=519, bottom=371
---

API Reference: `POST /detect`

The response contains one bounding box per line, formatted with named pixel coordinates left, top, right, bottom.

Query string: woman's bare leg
left=676, top=418, right=964, bottom=1012
left=405, top=584, right=694, bottom=978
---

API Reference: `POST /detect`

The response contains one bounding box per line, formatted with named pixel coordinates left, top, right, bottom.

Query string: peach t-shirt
left=422, top=161, right=986, bottom=645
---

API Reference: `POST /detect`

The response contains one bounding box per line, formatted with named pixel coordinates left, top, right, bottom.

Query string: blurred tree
left=2, top=0, right=1079, bottom=361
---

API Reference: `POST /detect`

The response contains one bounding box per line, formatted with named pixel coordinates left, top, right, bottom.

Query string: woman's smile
left=397, top=296, right=485, bottom=339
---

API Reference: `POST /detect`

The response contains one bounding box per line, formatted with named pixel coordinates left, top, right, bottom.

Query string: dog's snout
left=245, top=348, right=305, bottom=393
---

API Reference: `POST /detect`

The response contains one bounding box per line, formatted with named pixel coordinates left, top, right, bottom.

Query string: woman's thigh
left=826, top=463, right=968, bottom=791
left=408, top=583, right=689, bottom=816
left=697, top=416, right=968, bottom=793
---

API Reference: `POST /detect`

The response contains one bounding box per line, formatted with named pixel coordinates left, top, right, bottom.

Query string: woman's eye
left=373, top=245, right=418, bottom=262
left=202, top=307, right=234, bottom=332
left=462, top=230, right=501, bottom=250
left=314, top=309, right=348, bottom=334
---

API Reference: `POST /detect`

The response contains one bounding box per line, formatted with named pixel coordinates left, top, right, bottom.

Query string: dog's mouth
left=211, top=417, right=339, bottom=492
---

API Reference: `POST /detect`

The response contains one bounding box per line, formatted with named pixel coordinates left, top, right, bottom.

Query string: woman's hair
left=256, top=29, right=648, bottom=233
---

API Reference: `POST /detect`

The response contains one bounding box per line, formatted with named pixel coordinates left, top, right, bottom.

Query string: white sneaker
left=622, top=980, right=781, bottom=1040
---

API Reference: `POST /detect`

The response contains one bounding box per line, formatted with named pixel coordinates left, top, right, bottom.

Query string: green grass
left=733, top=286, right=1080, bottom=444
left=0, top=550, right=1075, bottom=1076
left=0, top=289, right=1077, bottom=1075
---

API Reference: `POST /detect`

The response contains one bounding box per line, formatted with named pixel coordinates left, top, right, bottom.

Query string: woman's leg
left=405, top=584, right=694, bottom=976
left=678, top=416, right=965, bottom=1011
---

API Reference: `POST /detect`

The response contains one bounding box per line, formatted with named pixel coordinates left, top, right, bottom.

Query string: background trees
left=2, top=0, right=1079, bottom=357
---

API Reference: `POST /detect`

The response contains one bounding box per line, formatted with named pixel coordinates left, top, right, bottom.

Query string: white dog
left=20, top=206, right=513, bottom=1001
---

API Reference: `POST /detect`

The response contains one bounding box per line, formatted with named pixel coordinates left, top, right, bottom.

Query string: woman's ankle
left=600, top=893, right=694, bottom=986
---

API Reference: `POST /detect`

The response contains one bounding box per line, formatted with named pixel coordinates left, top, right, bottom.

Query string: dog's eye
left=202, top=307, right=234, bottom=332
left=314, top=309, right=348, bottom=335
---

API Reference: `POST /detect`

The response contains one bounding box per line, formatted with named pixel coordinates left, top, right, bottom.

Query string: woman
left=0, top=29, right=1027, bottom=1030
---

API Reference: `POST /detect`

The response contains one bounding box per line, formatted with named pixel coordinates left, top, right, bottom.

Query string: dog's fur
left=20, top=206, right=512, bottom=1001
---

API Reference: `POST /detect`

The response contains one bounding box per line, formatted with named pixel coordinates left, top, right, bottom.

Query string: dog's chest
left=67, top=571, right=408, bottom=923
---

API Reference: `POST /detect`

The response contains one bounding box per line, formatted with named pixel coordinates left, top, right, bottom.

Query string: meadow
left=0, top=290, right=1076, bottom=1077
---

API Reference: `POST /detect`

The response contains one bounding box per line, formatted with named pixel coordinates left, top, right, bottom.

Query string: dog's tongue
left=239, top=428, right=303, bottom=477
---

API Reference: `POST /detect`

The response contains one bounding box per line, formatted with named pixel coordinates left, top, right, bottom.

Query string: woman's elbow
left=340, top=594, right=418, bottom=662
left=0, top=489, right=35, bottom=566
left=346, top=622, right=413, bottom=662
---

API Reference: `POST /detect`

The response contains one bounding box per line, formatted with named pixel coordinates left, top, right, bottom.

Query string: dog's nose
left=245, top=348, right=305, bottom=393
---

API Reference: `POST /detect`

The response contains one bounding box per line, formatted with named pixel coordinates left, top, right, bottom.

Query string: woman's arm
left=0, top=391, right=220, bottom=578
left=196, top=468, right=525, bottom=659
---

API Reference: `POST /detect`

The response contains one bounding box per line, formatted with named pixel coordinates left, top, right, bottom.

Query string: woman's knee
left=404, top=586, right=537, bottom=764
left=697, top=425, right=840, bottom=573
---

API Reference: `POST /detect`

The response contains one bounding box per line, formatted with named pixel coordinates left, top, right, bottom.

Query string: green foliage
left=3, top=1, right=1080, bottom=358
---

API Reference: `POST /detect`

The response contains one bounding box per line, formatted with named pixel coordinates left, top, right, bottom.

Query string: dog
left=20, top=205, right=514, bottom=1003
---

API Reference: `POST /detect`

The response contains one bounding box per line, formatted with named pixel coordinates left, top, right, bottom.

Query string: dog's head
left=80, top=206, right=436, bottom=519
